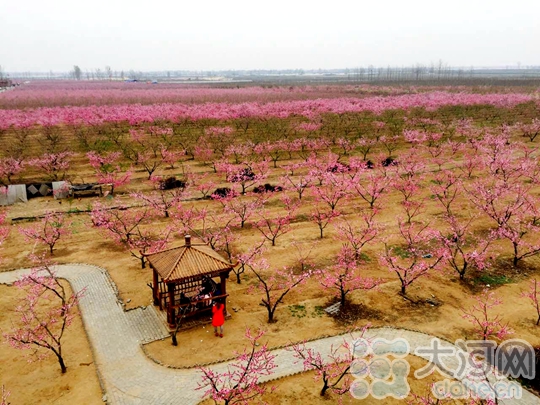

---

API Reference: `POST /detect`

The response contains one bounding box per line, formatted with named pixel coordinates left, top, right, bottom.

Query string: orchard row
left=2, top=81, right=528, bottom=109
left=0, top=91, right=536, bottom=130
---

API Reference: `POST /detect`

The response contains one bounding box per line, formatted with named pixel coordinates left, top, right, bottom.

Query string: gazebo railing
left=155, top=277, right=221, bottom=311
left=171, top=293, right=229, bottom=322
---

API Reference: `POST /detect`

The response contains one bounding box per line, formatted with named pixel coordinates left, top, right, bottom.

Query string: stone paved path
left=1, top=264, right=538, bottom=405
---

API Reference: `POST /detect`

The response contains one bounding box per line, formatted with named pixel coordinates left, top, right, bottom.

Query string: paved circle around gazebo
left=0, top=264, right=538, bottom=405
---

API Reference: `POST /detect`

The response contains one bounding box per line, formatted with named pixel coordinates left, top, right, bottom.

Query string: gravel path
left=1, top=264, right=538, bottom=405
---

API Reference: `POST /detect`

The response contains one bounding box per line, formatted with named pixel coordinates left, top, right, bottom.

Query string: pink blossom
left=289, top=327, right=370, bottom=398
left=319, top=244, right=380, bottom=306
left=521, top=279, right=540, bottom=326
left=197, top=328, right=276, bottom=405
left=90, top=202, right=169, bottom=267
left=87, top=151, right=132, bottom=194
left=461, top=289, right=513, bottom=341
left=19, top=211, right=71, bottom=255
left=380, top=220, right=445, bottom=295
left=27, top=152, right=73, bottom=181
left=296, top=122, right=321, bottom=132
left=252, top=205, right=291, bottom=247
left=3, top=259, right=85, bottom=373
left=0, top=157, right=23, bottom=185
left=249, top=259, right=311, bottom=323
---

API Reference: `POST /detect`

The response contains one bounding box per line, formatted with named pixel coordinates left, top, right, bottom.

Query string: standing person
left=212, top=299, right=225, bottom=338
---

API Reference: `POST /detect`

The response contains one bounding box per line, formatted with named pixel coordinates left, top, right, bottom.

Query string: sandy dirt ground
left=198, top=355, right=469, bottom=405
left=0, top=284, right=102, bottom=404
left=1, top=135, right=540, bottom=403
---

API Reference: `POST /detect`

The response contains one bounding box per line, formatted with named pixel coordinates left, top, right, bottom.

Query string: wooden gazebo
left=145, top=235, right=235, bottom=326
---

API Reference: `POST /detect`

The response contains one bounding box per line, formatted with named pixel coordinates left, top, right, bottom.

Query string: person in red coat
left=212, top=299, right=225, bottom=338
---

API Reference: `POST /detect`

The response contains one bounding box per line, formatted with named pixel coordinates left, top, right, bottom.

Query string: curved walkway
left=0, top=264, right=538, bottom=405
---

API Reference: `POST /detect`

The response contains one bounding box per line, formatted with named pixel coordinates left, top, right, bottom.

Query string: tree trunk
left=141, top=256, right=146, bottom=269
left=57, top=354, right=67, bottom=374
left=267, top=307, right=275, bottom=323
left=459, top=262, right=467, bottom=280
left=320, top=379, right=329, bottom=396
left=401, top=284, right=406, bottom=295
left=340, top=290, right=347, bottom=307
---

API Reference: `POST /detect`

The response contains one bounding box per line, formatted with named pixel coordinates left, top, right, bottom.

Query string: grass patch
left=292, top=213, right=309, bottom=223
left=358, top=252, right=371, bottom=263
left=390, top=245, right=411, bottom=259
left=311, top=306, right=325, bottom=318
left=474, top=274, right=513, bottom=286
left=288, top=304, right=307, bottom=318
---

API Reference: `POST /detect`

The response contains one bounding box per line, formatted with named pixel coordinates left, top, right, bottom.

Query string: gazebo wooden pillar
left=152, top=269, right=159, bottom=306
left=167, top=282, right=176, bottom=325
left=219, top=272, right=228, bottom=314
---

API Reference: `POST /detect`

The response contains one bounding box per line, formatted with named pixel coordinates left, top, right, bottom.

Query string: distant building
left=0, top=79, right=12, bottom=88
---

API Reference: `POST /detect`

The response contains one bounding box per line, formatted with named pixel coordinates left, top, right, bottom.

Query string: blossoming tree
left=521, top=279, right=540, bottom=326
left=19, top=211, right=72, bottom=255
left=197, top=328, right=276, bottom=405
left=4, top=259, right=85, bottom=373
left=461, top=289, right=513, bottom=341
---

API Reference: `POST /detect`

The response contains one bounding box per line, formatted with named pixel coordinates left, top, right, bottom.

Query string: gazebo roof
left=145, top=235, right=235, bottom=283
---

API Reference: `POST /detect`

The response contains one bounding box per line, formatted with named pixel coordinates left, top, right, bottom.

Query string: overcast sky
left=2, top=0, right=539, bottom=72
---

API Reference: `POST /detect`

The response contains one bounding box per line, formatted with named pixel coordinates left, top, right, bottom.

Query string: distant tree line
left=6, top=62, right=540, bottom=85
